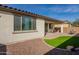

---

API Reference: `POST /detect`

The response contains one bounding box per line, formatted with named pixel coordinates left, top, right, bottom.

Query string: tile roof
left=0, top=4, right=64, bottom=23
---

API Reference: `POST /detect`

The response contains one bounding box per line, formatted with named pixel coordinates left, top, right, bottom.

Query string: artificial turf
left=44, top=36, right=79, bottom=49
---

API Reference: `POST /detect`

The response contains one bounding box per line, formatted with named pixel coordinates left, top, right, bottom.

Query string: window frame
left=49, top=23, right=52, bottom=29
left=14, top=15, right=37, bottom=33
left=14, top=15, right=22, bottom=31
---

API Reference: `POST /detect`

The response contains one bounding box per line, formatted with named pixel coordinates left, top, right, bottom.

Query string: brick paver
left=6, top=38, right=53, bottom=55
left=5, top=33, right=79, bottom=55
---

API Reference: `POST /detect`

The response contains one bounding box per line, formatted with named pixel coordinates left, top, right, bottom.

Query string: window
left=14, top=15, right=36, bottom=31
left=22, top=16, right=31, bottom=30
left=49, top=24, right=52, bottom=29
left=14, top=15, right=21, bottom=31
left=31, top=18, right=36, bottom=30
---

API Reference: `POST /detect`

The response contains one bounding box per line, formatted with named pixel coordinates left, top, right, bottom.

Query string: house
left=0, top=5, right=70, bottom=45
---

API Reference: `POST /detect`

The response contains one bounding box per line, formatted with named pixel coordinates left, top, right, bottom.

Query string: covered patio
left=45, top=20, right=64, bottom=35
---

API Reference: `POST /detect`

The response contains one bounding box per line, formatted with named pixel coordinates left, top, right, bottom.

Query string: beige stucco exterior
left=0, top=11, right=45, bottom=44
left=54, top=23, right=70, bottom=27
left=0, top=10, right=71, bottom=45
left=54, top=23, right=71, bottom=33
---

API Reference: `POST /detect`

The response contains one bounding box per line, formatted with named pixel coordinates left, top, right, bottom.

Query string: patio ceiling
left=45, top=20, right=64, bottom=24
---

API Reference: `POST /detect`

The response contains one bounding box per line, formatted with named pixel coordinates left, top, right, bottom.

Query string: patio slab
left=6, top=37, right=79, bottom=55
left=1, top=33, right=79, bottom=55
left=6, top=38, right=53, bottom=55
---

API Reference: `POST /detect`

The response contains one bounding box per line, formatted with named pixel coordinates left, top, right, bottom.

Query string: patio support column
left=61, top=24, right=63, bottom=33
left=48, top=23, right=49, bottom=32
left=52, top=25, right=54, bottom=32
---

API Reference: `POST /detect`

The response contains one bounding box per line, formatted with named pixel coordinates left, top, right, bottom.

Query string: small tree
left=72, top=19, right=79, bottom=27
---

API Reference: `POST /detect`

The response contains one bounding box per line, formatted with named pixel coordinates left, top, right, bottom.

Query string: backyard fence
left=73, top=27, right=79, bottom=33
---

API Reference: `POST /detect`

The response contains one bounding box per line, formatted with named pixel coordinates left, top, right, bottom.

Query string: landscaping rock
left=66, top=46, right=74, bottom=51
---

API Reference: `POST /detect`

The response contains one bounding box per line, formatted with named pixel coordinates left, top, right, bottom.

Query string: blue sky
left=6, top=4, right=79, bottom=22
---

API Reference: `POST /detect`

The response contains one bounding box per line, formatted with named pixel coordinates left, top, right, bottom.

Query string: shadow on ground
left=0, top=44, right=6, bottom=55
left=44, top=33, right=79, bottom=55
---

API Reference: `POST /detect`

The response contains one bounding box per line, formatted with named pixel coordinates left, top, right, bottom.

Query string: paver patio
left=6, top=38, right=53, bottom=55
left=1, top=33, right=79, bottom=55
left=6, top=33, right=63, bottom=55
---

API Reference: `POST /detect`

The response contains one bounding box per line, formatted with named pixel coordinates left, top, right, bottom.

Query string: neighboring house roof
left=0, top=4, right=64, bottom=23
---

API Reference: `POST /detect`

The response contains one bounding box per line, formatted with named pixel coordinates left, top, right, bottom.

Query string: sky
left=6, top=4, right=79, bottom=22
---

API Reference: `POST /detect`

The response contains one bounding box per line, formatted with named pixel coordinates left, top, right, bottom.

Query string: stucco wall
left=54, top=23, right=69, bottom=27
left=54, top=23, right=70, bottom=33
left=0, top=11, right=13, bottom=44
left=12, top=18, right=45, bottom=44
left=73, top=27, right=79, bottom=33
left=63, top=27, right=70, bottom=33
left=0, top=11, right=45, bottom=44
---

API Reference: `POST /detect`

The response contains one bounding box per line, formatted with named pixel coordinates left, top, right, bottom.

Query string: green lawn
left=44, top=36, right=79, bottom=49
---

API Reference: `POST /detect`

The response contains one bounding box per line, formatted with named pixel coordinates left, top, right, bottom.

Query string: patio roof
left=0, top=4, right=64, bottom=23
